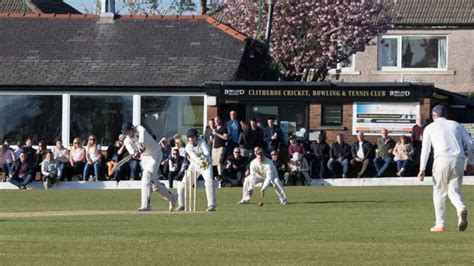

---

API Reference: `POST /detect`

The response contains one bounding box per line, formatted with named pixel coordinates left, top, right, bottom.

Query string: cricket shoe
left=175, top=206, right=185, bottom=212
left=430, top=226, right=445, bottom=233
left=169, top=193, right=177, bottom=212
left=137, top=207, right=151, bottom=212
left=458, top=209, right=468, bottom=232
left=206, top=206, right=216, bottom=212
left=237, top=200, right=249, bottom=205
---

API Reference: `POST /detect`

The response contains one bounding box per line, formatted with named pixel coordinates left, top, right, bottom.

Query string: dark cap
left=432, top=105, right=447, bottom=117
left=186, top=128, right=199, bottom=138
left=121, top=122, right=135, bottom=133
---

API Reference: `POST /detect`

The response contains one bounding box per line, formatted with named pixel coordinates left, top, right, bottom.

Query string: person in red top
left=411, top=116, right=426, bottom=163
left=288, top=135, right=306, bottom=161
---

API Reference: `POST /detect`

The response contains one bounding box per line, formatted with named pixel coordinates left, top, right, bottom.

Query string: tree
left=223, top=0, right=399, bottom=81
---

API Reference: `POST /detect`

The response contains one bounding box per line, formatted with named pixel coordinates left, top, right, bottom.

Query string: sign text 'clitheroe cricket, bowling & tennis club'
left=221, top=87, right=415, bottom=101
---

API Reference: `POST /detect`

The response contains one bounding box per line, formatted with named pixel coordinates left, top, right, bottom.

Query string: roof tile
left=389, top=0, right=473, bottom=25
left=211, top=0, right=473, bottom=26
left=0, top=15, right=247, bottom=87
left=0, top=0, right=80, bottom=14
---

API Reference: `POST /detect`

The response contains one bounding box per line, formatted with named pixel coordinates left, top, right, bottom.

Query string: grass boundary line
left=1, top=176, right=474, bottom=190
left=0, top=210, right=202, bottom=218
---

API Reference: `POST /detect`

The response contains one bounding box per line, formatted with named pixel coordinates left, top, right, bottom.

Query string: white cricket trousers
left=140, top=156, right=173, bottom=209
left=241, top=174, right=287, bottom=204
left=432, top=156, right=467, bottom=227
left=177, top=166, right=217, bottom=208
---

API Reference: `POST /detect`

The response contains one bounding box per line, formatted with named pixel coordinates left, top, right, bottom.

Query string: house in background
left=0, top=0, right=81, bottom=14
left=329, top=0, right=474, bottom=95
left=0, top=0, right=472, bottom=148
left=0, top=10, right=262, bottom=146
left=207, top=0, right=474, bottom=142
left=209, top=0, right=473, bottom=96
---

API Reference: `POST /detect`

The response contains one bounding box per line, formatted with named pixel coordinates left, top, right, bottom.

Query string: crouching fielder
left=238, top=146, right=287, bottom=205
left=176, top=128, right=217, bottom=212
left=122, top=123, right=176, bottom=212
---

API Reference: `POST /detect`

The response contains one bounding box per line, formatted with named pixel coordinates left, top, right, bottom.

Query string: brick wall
left=420, top=98, right=431, bottom=122
left=309, top=104, right=321, bottom=129
left=308, top=103, right=356, bottom=144
left=342, top=102, right=354, bottom=141
left=207, top=106, right=218, bottom=121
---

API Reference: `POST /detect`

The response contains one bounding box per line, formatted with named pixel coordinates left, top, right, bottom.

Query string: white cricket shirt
left=419, top=117, right=473, bottom=171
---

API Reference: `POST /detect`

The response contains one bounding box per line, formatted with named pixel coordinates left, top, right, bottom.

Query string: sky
left=63, top=0, right=218, bottom=14
left=64, top=0, right=94, bottom=13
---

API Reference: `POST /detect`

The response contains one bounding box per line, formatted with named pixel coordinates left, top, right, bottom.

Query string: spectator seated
left=41, top=151, right=59, bottom=189
left=7, top=151, right=34, bottom=189
left=393, top=135, right=415, bottom=177
left=269, top=150, right=286, bottom=182
left=284, top=152, right=310, bottom=186
left=167, top=148, right=186, bottom=189
left=221, top=147, right=247, bottom=187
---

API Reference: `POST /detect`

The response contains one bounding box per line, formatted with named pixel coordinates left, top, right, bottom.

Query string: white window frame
left=378, top=35, right=448, bottom=71
left=328, top=55, right=360, bottom=75
left=0, top=91, right=207, bottom=148
left=0, top=91, right=64, bottom=150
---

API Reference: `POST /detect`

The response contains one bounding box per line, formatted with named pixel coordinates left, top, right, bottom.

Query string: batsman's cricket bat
left=109, top=154, right=133, bottom=175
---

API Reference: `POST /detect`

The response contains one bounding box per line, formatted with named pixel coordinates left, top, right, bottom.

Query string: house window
left=248, top=104, right=308, bottom=144
left=380, top=37, right=398, bottom=67
left=322, top=105, right=342, bottom=126
left=337, top=56, right=354, bottom=69
left=328, top=55, right=355, bottom=74
left=141, top=96, right=204, bottom=140
left=70, top=96, right=133, bottom=146
left=0, top=95, right=62, bottom=144
left=379, top=36, right=447, bottom=70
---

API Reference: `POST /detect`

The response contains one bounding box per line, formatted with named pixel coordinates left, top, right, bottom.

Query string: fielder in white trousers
left=418, top=105, right=472, bottom=232
left=124, top=125, right=175, bottom=211
left=239, top=147, right=287, bottom=205
left=176, top=131, right=216, bottom=211
left=431, top=157, right=466, bottom=227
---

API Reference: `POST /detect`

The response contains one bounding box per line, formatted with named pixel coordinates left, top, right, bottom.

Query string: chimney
left=100, top=0, right=115, bottom=23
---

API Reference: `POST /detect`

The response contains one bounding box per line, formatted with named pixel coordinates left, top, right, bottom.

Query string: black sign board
left=219, top=86, right=417, bottom=102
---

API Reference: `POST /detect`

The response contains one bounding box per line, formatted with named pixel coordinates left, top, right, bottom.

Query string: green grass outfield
left=1, top=186, right=473, bottom=265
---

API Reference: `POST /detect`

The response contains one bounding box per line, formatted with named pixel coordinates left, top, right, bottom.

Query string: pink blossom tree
left=223, top=0, right=399, bottom=81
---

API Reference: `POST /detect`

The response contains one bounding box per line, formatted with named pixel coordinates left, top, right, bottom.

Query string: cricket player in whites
left=122, top=122, right=176, bottom=212
left=176, top=128, right=217, bottom=212
left=238, top=146, right=288, bottom=205
left=418, top=105, right=473, bottom=232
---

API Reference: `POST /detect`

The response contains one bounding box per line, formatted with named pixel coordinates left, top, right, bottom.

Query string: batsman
left=175, top=128, right=217, bottom=212
left=122, top=122, right=176, bottom=212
